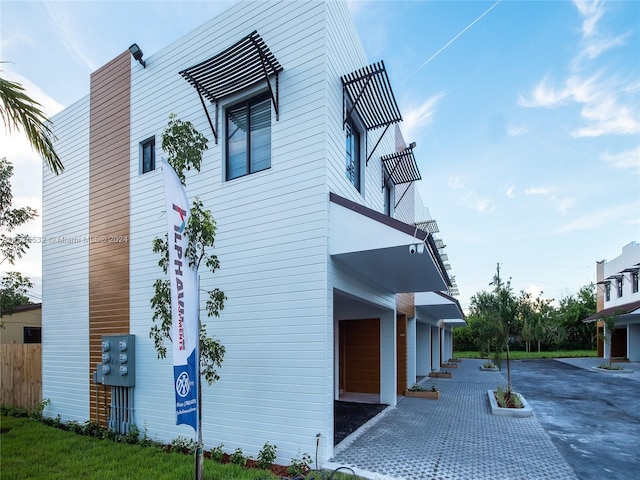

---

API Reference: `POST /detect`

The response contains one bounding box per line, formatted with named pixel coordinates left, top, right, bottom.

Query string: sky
left=1, top=0, right=639, bottom=312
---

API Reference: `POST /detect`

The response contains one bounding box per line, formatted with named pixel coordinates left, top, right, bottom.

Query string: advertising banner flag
left=161, top=158, right=199, bottom=431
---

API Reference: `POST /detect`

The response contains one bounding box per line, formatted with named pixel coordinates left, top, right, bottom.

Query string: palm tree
left=0, top=67, right=63, bottom=174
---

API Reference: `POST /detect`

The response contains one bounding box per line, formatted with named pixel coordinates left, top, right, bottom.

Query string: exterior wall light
left=129, top=43, right=146, bottom=68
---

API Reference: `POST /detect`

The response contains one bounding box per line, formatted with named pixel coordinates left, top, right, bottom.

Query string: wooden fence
left=0, top=344, right=42, bottom=409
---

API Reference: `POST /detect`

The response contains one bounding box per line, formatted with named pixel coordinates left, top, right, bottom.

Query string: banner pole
left=195, top=274, right=203, bottom=480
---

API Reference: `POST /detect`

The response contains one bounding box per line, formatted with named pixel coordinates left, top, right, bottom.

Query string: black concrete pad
left=334, top=401, right=386, bottom=446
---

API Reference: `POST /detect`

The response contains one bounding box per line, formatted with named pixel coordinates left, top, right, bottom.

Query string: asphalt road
left=508, top=359, right=640, bottom=480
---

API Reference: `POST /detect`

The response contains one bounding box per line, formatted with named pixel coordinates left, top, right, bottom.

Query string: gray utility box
left=95, top=334, right=135, bottom=387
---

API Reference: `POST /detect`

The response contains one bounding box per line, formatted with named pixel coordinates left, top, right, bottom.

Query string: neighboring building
left=585, top=241, right=640, bottom=360
left=42, top=1, right=463, bottom=465
left=0, top=303, right=42, bottom=344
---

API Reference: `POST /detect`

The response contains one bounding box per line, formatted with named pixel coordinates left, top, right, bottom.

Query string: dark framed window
left=383, top=173, right=394, bottom=216
left=617, top=277, right=623, bottom=297
left=632, top=271, right=639, bottom=293
left=226, top=94, right=271, bottom=180
left=24, top=326, right=41, bottom=344
left=345, top=117, right=361, bottom=191
left=605, top=282, right=611, bottom=301
left=141, top=137, right=155, bottom=174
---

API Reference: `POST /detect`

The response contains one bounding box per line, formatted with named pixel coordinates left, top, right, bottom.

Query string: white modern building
left=585, top=241, right=640, bottom=361
left=42, top=0, right=463, bottom=465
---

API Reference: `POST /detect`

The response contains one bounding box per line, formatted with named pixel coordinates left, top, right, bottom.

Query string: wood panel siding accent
left=88, top=51, right=131, bottom=425
left=339, top=319, right=380, bottom=394
left=396, top=293, right=414, bottom=318
left=396, top=314, right=407, bottom=394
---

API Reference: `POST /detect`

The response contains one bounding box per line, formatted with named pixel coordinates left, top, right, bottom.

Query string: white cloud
left=518, top=74, right=571, bottom=108
left=43, top=1, right=98, bottom=71
left=554, top=201, right=638, bottom=233
left=577, top=33, right=628, bottom=61
left=401, top=93, right=446, bottom=142
left=505, top=183, right=516, bottom=199
left=525, top=187, right=553, bottom=196
left=506, top=124, right=528, bottom=137
left=448, top=176, right=466, bottom=190
left=572, top=96, right=640, bottom=137
left=573, top=0, right=605, bottom=38
left=462, top=190, right=494, bottom=214
left=600, top=145, right=640, bottom=174
left=525, top=187, right=573, bottom=215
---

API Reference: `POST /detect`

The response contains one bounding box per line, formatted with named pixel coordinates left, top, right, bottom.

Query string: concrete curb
left=487, top=389, right=534, bottom=417
left=590, top=366, right=634, bottom=374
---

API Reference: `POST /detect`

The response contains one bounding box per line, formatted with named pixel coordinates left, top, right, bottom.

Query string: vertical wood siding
left=0, top=344, right=42, bottom=408
left=88, top=51, right=131, bottom=424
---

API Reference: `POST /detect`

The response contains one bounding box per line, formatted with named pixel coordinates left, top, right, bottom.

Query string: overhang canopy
left=381, top=146, right=421, bottom=186
left=179, top=30, right=283, bottom=142
left=341, top=61, right=402, bottom=131
left=329, top=193, right=449, bottom=294
left=583, top=299, right=640, bottom=322
left=415, top=291, right=465, bottom=325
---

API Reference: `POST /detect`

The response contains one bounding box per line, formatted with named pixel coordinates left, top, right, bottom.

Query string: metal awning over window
left=342, top=61, right=403, bottom=165
left=381, top=146, right=421, bottom=185
left=179, top=30, right=283, bottom=143
left=341, top=61, right=402, bottom=130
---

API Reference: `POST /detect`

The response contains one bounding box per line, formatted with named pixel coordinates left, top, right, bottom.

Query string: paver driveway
left=509, top=358, right=640, bottom=480
left=327, top=358, right=640, bottom=480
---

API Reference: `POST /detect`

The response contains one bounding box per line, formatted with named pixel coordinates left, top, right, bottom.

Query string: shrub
left=257, top=441, right=277, bottom=469
left=171, top=436, right=196, bottom=454
left=210, top=443, right=225, bottom=463
left=230, top=447, right=247, bottom=466
left=288, top=451, right=312, bottom=476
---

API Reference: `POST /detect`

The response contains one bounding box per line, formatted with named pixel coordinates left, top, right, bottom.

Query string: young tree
left=0, top=271, right=33, bottom=319
left=0, top=69, right=63, bottom=174
left=1, top=157, right=37, bottom=265
left=149, top=114, right=226, bottom=385
left=599, top=312, right=620, bottom=367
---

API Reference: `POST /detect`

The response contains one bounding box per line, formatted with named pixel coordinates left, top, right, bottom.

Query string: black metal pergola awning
left=381, top=146, right=421, bottom=186
left=179, top=30, right=283, bottom=143
left=341, top=61, right=403, bottom=165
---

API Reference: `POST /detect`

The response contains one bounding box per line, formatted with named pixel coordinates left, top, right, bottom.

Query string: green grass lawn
left=0, top=415, right=360, bottom=480
left=454, top=350, right=598, bottom=360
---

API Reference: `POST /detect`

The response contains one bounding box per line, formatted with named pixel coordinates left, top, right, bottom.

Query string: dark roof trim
left=583, top=299, right=640, bottom=322
left=179, top=30, right=283, bottom=142
left=1, top=302, right=42, bottom=315
left=329, top=192, right=451, bottom=287
left=341, top=61, right=402, bottom=131
left=381, top=146, right=421, bottom=186
left=433, top=291, right=466, bottom=319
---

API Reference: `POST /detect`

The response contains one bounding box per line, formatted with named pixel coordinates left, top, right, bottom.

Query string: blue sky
left=1, top=0, right=638, bottom=311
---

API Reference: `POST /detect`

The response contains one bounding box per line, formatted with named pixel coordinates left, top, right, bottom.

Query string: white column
left=628, top=324, right=640, bottom=361
left=416, top=323, right=430, bottom=376
left=380, top=310, right=397, bottom=406
left=407, top=317, right=416, bottom=387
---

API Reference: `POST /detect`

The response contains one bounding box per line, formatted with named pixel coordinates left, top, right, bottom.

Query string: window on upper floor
left=226, top=94, right=271, bottom=181
left=616, top=277, right=623, bottom=297
left=383, top=172, right=394, bottom=216
left=605, top=282, right=611, bottom=301
left=345, top=116, right=363, bottom=192
left=632, top=271, right=639, bottom=293
left=141, top=137, right=155, bottom=174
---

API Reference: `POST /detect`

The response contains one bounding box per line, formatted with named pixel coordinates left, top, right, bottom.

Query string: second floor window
left=345, top=118, right=362, bottom=191
left=383, top=173, right=394, bottom=216
left=226, top=94, right=271, bottom=180
left=617, top=277, right=623, bottom=297
left=141, top=137, right=155, bottom=173
left=632, top=271, right=639, bottom=293
left=605, top=282, right=611, bottom=301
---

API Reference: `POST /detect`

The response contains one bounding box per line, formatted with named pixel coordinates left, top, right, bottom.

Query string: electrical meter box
left=95, top=334, right=135, bottom=387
